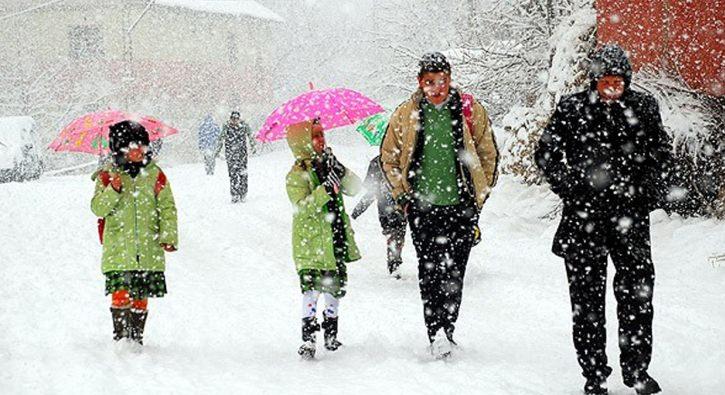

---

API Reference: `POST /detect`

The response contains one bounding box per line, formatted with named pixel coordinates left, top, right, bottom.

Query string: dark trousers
left=227, top=157, right=248, bottom=202
left=408, top=200, right=476, bottom=342
left=203, top=151, right=216, bottom=175
left=564, top=214, right=655, bottom=380
left=384, top=225, right=405, bottom=273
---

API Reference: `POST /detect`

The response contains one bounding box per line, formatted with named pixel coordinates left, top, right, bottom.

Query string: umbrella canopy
left=49, top=109, right=178, bottom=154
left=255, top=87, right=384, bottom=142
left=355, top=113, right=389, bottom=146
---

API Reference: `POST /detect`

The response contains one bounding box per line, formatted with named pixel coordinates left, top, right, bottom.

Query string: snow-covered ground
left=1, top=144, right=723, bottom=394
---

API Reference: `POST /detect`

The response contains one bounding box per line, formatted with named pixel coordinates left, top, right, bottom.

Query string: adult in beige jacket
left=380, top=52, right=498, bottom=359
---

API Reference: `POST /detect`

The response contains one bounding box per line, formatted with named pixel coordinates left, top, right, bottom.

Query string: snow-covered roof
left=156, top=0, right=284, bottom=23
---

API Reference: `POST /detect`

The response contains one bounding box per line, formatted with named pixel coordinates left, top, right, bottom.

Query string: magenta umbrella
left=49, top=109, right=178, bottom=154
left=256, top=87, right=385, bottom=142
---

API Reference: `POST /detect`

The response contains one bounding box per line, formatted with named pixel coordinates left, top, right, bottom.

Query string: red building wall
left=596, top=0, right=724, bottom=96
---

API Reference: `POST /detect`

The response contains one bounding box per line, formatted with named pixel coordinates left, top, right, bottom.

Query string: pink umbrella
left=49, top=109, right=178, bottom=154
left=256, top=87, right=384, bottom=142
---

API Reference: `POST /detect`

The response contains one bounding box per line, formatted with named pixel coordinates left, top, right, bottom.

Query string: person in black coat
left=215, top=111, right=251, bottom=203
left=351, top=155, right=407, bottom=278
left=535, top=44, right=672, bottom=395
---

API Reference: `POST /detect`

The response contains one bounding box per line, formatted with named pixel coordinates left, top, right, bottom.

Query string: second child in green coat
left=285, top=119, right=361, bottom=360
left=91, top=121, right=178, bottom=348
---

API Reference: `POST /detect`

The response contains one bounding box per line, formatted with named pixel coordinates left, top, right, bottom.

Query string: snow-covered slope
left=0, top=144, right=723, bottom=394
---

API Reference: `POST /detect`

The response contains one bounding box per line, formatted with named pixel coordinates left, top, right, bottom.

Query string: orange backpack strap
left=154, top=170, right=167, bottom=197
left=462, top=93, right=474, bottom=133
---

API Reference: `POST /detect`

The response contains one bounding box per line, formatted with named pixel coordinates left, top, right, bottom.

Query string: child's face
left=418, top=71, right=451, bottom=105
left=311, top=122, right=325, bottom=154
left=123, top=142, right=147, bottom=163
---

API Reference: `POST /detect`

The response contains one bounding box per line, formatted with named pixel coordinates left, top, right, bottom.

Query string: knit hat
left=109, top=120, right=149, bottom=155
left=418, top=52, right=451, bottom=77
left=589, top=44, right=633, bottom=87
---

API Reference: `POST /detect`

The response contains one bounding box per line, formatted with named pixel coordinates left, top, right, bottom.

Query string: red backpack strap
left=462, top=93, right=474, bottom=133
left=154, top=170, right=167, bottom=197
left=98, top=171, right=111, bottom=187
left=96, top=171, right=112, bottom=244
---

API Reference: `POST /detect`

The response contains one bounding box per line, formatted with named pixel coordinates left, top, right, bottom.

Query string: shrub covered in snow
left=499, top=5, right=596, bottom=185
left=497, top=3, right=724, bottom=217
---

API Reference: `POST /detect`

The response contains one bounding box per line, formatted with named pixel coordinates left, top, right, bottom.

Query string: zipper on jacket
left=132, top=178, right=140, bottom=268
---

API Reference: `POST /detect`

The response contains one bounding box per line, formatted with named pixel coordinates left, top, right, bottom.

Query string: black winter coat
left=217, top=121, right=250, bottom=163
left=535, top=88, right=673, bottom=257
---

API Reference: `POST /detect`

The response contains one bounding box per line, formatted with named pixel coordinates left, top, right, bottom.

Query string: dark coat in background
left=351, top=156, right=406, bottom=234
left=217, top=120, right=251, bottom=202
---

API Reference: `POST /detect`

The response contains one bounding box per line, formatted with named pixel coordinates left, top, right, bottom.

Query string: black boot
left=129, top=310, right=148, bottom=345
left=388, top=259, right=402, bottom=279
left=444, top=325, right=458, bottom=347
left=298, top=317, right=319, bottom=360
left=110, top=307, right=130, bottom=341
left=322, top=315, right=342, bottom=351
left=584, top=377, right=608, bottom=395
left=623, top=372, right=661, bottom=394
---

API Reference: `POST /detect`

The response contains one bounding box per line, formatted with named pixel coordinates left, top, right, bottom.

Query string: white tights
left=301, top=291, right=339, bottom=319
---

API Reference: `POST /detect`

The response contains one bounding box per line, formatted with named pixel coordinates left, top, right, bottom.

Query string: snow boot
left=322, top=315, right=342, bottom=351
left=623, top=372, right=661, bottom=394
left=129, top=310, right=148, bottom=345
left=444, top=326, right=459, bottom=348
left=110, top=307, right=130, bottom=341
left=298, top=317, right=319, bottom=360
left=388, top=259, right=402, bottom=279
left=584, top=377, right=608, bottom=395
left=430, top=328, right=452, bottom=360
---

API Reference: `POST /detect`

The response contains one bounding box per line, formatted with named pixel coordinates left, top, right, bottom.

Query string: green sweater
left=416, top=102, right=460, bottom=206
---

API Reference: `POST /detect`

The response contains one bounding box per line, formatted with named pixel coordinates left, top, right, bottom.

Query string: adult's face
left=418, top=71, right=451, bottom=106
left=230, top=116, right=240, bottom=126
left=596, top=75, right=625, bottom=102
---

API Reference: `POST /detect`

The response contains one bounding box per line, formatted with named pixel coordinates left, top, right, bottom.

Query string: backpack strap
left=154, top=170, right=167, bottom=197
left=96, top=170, right=114, bottom=244
left=462, top=93, right=474, bottom=133
left=98, top=171, right=111, bottom=187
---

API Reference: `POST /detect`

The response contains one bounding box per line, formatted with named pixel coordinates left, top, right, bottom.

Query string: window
left=69, top=25, right=104, bottom=59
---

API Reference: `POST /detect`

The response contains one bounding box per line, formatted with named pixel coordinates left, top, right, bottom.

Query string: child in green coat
left=285, top=119, right=361, bottom=359
left=91, top=121, right=178, bottom=346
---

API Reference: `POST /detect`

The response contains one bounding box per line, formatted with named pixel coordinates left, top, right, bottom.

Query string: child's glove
left=396, top=193, right=412, bottom=216
left=160, top=243, right=177, bottom=252
left=324, top=148, right=346, bottom=180
left=322, top=173, right=341, bottom=196
left=110, top=173, right=123, bottom=192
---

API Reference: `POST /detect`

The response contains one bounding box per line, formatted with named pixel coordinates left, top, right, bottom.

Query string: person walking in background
left=198, top=114, right=220, bottom=175
left=216, top=111, right=251, bottom=203
left=380, top=52, right=499, bottom=359
left=351, top=155, right=407, bottom=279
left=535, top=44, right=673, bottom=395
left=285, top=119, right=362, bottom=360
left=91, top=120, right=178, bottom=348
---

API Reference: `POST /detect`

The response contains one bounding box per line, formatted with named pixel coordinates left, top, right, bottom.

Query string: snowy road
left=1, top=145, right=723, bottom=394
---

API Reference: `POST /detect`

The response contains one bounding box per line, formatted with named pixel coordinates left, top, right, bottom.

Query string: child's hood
left=286, top=121, right=317, bottom=162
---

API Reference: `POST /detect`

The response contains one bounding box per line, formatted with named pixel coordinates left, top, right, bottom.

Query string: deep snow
left=1, top=144, right=723, bottom=394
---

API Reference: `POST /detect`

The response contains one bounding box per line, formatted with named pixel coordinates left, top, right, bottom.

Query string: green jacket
left=285, top=122, right=362, bottom=272
left=91, top=162, right=178, bottom=273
